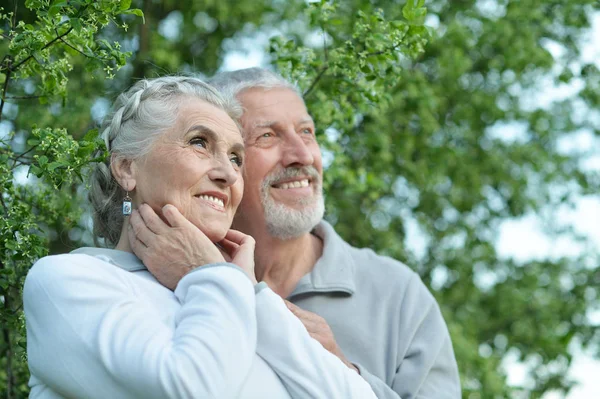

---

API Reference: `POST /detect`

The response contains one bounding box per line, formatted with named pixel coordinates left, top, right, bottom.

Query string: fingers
left=161, top=204, right=214, bottom=246
left=161, top=204, right=190, bottom=228
left=129, top=210, right=156, bottom=246
left=127, top=216, right=148, bottom=259
left=217, top=246, right=233, bottom=262
left=285, top=301, right=319, bottom=327
left=286, top=300, right=318, bottom=321
left=138, top=204, right=168, bottom=234
left=219, top=238, right=240, bottom=255
left=224, top=229, right=255, bottom=247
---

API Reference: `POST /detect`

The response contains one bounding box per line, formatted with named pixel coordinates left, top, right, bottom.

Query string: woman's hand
left=128, top=204, right=225, bottom=290
left=218, top=230, right=257, bottom=284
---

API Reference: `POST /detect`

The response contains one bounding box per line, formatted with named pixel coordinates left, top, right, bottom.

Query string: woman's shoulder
left=25, top=252, right=132, bottom=299
left=28, top=252, right=115, bottom=278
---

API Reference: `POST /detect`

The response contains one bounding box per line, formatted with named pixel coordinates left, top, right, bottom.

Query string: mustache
left=263, top=166, right=321, bottom=186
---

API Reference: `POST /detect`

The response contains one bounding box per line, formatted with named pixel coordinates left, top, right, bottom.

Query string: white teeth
left=199, top=195, right=224, bottom=207
left=276, top=179, right=310, bottom=189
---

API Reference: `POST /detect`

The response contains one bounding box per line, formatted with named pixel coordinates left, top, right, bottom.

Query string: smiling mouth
left=194, top=194, right=226, bottom=211
left=272, top=179, right=311, bottom=190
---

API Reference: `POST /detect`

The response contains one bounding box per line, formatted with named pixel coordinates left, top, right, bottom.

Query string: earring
left=122, top=191, right=132, bottom=216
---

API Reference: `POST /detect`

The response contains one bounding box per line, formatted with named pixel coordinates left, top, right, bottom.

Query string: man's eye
left=260, top=132, right=273, bottom=138
left=230, top=154, right=243, bottom=167
left=301, top=128, right=313, bottom=135
left=190, top=137, right=207, bottom=148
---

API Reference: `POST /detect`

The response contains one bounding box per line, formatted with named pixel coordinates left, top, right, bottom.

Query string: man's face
left=235, top=87, right=324, bottom=239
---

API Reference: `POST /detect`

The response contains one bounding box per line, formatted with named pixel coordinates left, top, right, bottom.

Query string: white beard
left=260, top=166, right=325, bottom=240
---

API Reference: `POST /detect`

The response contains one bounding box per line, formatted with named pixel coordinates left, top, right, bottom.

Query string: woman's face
left=132, top=97, right=244, bottom=242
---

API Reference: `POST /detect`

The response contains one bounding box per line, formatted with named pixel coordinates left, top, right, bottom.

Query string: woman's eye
left=230, top=154, right=243, bottom=167
left=190, top=137, right=207, bottom=148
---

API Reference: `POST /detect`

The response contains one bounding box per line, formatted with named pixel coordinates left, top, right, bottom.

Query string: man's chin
left=262, top=198, right=325, bottom=240
left=268, top=195, right=319, bottom=210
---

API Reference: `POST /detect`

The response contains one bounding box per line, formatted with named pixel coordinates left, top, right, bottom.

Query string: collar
left=70, top=247, right=147, bottom=272
left=288, top=220, right=356, bottom=299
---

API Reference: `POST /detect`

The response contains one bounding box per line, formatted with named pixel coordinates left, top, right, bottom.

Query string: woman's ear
left=110, top=153, right=136, bottom=192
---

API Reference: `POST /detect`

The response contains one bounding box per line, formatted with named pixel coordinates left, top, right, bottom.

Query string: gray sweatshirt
left=289, top=221, right=461, bottom=399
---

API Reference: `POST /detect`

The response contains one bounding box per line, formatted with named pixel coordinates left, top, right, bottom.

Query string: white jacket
left=24, top=248, right=375, bottom=399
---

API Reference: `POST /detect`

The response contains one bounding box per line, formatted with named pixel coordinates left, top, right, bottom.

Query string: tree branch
left=11, top=26, right=74, bottom=71
left=0, top=57, right=13, bottom=123
left=2, top=308, right=14, bottom=399
left=303, top=27, right=331, bottom=99
left=303, top=65, right=329, bottom=98
left=57, top=33, right=92, bottom=59
left=11, top=0, right=18, bottom=30
left=365, top=42, right=402, bottom=57
left=10, top=144, right=39, bottom=168
left=0, top=192, right=8, bottom=214
left=0, top=259, right=14, bottom=399
left=5, top=95, right=46, bottom=100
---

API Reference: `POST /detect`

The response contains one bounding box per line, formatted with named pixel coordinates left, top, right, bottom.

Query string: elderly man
left=209, top=68, right=461, bottom=399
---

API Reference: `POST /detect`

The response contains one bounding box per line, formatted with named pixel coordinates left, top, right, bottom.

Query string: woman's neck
left=114, top=218, right=133, bottom=253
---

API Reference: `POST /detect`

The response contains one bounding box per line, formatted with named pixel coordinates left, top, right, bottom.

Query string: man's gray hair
left=208, top=67, right=301, bottom=100
left=90, top=76, right=242, bottom=248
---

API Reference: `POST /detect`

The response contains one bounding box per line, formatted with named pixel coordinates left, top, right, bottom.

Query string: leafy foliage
left=0, top=1, right=139, bottom=396
left=1, top=0, right=599, bottom=398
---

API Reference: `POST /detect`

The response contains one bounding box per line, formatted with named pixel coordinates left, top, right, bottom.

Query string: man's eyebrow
left=253, top=120, right=276, bottom=129
left=298, top=117, right=314, bottom=125
left=187, top=124, right=244, bottom=153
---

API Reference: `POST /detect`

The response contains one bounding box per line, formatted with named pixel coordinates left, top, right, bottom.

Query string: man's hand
left=285, top=300, right=359, bottom=373
left=128, top=204, right=225, bottom=290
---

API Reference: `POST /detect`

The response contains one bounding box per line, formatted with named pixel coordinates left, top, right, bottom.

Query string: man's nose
left=281, top=134, right=314, bottom=167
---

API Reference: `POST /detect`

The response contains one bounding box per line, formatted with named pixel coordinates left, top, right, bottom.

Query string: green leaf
left=82, top=128, right=99, bottom=142
left=47, top=161, right=66, bottom=171
left=119, top=0, right=133, bottom=11
left=123, top=8, right=145, bottom=23
left=70, top=17, right=82, bottom=32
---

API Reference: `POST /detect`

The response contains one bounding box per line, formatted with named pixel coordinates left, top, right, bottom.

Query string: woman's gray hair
left=90, top=76, right=242, bottom=248
left=208, top=67, right=301, bottom=100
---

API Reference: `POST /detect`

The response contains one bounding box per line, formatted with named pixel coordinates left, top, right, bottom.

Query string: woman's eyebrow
left=187, top=124, right=244, bottom=154
left=186, top=124, right=218, bottom=140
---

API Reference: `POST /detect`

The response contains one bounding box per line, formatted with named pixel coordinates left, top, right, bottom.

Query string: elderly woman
left=23, top=76, right=375, bottom=399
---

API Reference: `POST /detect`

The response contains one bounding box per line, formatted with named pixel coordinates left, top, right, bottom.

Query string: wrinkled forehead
left=164, top=97, right=243, bottom=143
left=238, top=87, right=312, bottom=129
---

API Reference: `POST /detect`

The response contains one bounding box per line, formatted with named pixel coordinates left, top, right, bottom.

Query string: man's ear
left=110, top=153, right=136, bottom=192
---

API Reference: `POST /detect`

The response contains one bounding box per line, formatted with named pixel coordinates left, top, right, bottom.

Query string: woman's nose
left=207, top=154, right=238, bottom=187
